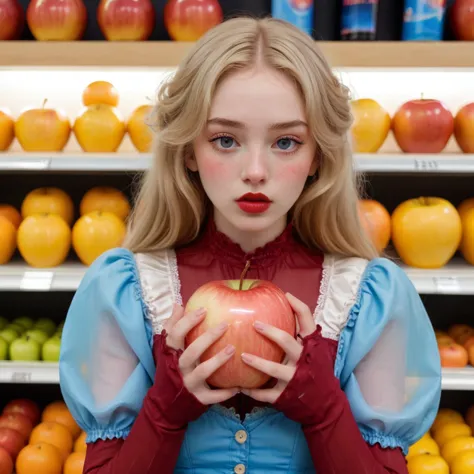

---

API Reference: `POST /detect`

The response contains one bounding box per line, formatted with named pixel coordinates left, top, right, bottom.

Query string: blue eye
left=276, top=138, right=295, bottom=150
left=215, top=136, right=235, bottom=149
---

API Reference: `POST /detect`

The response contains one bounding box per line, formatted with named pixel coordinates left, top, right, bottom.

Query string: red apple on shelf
left=0, top=427, right=25, bottom=461
left=451, top=0, right=474, bottom=41
left=0, top=414, right=33, bottom=442
left=2, top=399, right=40, bottom=426
left=26, top=0, right=87, bottom=41
left=185, top=267, right=296, bottom=389
left=97, top=0, right=155, bottom=41
left=164, top=0, right=223, bottom=41
left=454, top=102, right=474, bottom=153
left=0, top=446, right=13, bottom=474
left=391, top=97, right=454, bottom=153
left=0, top=0, right=24, bottom=40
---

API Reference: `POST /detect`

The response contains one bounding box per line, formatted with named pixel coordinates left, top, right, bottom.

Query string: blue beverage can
left=271, top=0, right=314, bottom=36
left=402, top=0, right=447, bottom=40
left=341, top=0, right=379, bottom=40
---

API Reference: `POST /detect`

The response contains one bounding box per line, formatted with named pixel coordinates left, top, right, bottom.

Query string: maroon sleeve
left=83, top=333, right=207, bottom=474
left=273, top=327, right=408, bottom=474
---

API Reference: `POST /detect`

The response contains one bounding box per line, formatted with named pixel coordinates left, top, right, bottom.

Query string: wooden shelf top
left=1, top=41, right=474, bottom=68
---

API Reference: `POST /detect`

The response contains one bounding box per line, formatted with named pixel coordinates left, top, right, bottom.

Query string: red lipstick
left=236, top=193, right=272, bottom=214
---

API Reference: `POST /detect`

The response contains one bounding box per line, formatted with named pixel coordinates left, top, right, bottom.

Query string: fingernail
left=225, top=344, right=235, bottom=355
left=217, top=321, right=229, bottom=331
left=241, top=353, right=253, bottom=362
left=254, top=320, right=265, bottom=331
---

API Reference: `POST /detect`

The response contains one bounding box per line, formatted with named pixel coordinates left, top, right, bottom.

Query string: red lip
left=236, top=193, right=271, bottom=202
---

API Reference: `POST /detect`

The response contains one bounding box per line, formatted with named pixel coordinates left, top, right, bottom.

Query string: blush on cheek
left=277, top=162, right=312, bottom=182
left=198, top=157, right=229, bottom=179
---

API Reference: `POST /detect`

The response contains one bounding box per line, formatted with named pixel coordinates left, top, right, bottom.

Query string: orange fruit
left=29, top=422, right=73, bottom=461
left=441, top=436, right=474, bottom=465
left=127, top=104, right=153, bottom=152
left=0, top=108, right=14, bottom=151
left=42, top=401, right=81, bottom=440
left=82, top=81, right=119, bottom=107
left=407, top=453, right=449, bottom=474
left=64, top=452, right=85, bottom=474
left=433, top=423, right=472, bottom=448
left=15, top=443, right=62, bottom=474
left=73, top=431, right=87, bottom=453
left=17, top=214, right=71, bottom=268
left=358, top=199, right=391, bottom=253
left=406, top=436, right=440, bottom=460
left=80, top=187, right=130, bottom=221
left=432, top=409, right=466, bottom=433
left=458, top=198, right=474, bottom=222
left=0, top=204, right=22, bottom=229
left=459, top=208, right=474, bottom=265
left=21, top=187, right=74, bottom=226
left=451, top=449, right=474, bottom=474
left=72, top=211, right=126, bottom=266
left=0, top=216, right=16, bottom=265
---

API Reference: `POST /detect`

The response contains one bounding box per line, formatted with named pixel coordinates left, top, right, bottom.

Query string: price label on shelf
left=11, top=371, right=32, bottom=383
left=413, top=159, right=439, bottom=172
left=20, top=271, right=54, bottom=291
left=434, top=277, right=461, bottom=294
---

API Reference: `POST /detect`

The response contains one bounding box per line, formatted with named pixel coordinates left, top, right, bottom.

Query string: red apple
left=0, top=0, right=24, bottom=40
left=0, top=446, right=13, bottom=474
left=392, top=97, right=454, bottom=153
left=2, top=399, right=40, bottom=425
left=0, top=428, right=25, bottom=461
left=164, top=0, right=223, bottom=41
left=97, top=0, right=155, bottom=41
left=454, top=102, right=474, bottom=153
left=185, top=278, right=296, bottom=389
left=26, top=0, right=87, bottom=41
left=0, top=414, right=33, bottom=441
left=451, top=0, right=474, bottom=40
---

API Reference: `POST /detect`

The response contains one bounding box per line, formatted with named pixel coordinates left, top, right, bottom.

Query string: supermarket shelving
left=2, top=153, right=474, bottom=173
left=1, top=41, right=474, bottom=69
left=1, top=259, right=473, bottom=294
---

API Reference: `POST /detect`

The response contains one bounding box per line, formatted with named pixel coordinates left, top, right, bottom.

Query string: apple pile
left=351, top=97, right=474, bottom=154
left=407, top=406, right=474, bottom=473
left=0, top=316, right=62, bottom=363
left=436, top=324, right=474, bottom=369
left=0, top=185, right=129, bottom=268
left=0, top=398, right=86, bottom=474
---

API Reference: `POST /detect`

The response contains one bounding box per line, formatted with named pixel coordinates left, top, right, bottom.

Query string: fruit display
left=436, top=323, right=474, bottom=368
left=127, top=104, right=154, bottom=152
left=451, top=0, right=474, bottom=41
left=0, top=398, right=86, bottom=474
left=0, top=185, right=130, bottom=267
left=0, top=316, right=63, bottom=362
left=358, top=199, right=391, bottom=253
left=454, top=103, right=474, bottom=153
left=0, top=0, right=24, bottom=40
left=0, top=109, right=14, bottom=151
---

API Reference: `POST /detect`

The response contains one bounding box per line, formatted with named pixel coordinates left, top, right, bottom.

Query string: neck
left=213, top=211, right=287, bottom=253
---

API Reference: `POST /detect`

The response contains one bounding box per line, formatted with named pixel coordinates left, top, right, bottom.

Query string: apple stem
left=239, top=260, right=251, bottom=291
left=42, top=98, right=47, bottom=109
left=421, top=92, right=424, bottom=100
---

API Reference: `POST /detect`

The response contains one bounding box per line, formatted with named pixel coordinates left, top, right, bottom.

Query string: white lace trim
left=314, top=255, right=368, bottom=341
left=134, top=250, right=182, bottom=335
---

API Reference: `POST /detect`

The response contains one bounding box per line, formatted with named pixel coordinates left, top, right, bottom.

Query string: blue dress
left=59, top=248, right=441, bottom=473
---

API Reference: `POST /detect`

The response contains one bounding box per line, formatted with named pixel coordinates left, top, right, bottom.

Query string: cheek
left=276, top=161, right=312, bottom=183
left=198, top=156, right=231, bottom=180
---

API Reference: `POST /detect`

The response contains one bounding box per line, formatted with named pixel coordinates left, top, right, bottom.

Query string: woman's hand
left=163, top=304, right=240, bottom=405
left=240, top=293, right=316, bottom=403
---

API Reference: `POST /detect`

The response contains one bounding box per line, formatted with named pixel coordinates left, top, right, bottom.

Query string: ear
left=185, top=153, right=199, bottom=172
left=308, top=153, right=319, bottom=177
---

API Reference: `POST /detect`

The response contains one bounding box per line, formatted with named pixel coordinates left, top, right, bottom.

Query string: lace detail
left=135, top=250, right=182, bottom=335
left=314, top=255, right=368, bottom=341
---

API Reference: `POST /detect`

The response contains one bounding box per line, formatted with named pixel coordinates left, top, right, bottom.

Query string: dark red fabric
left=83, top=219, right=408, bottom=473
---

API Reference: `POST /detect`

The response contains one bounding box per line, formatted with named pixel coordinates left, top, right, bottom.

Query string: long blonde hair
left=124, top=16, right=378, bottom=260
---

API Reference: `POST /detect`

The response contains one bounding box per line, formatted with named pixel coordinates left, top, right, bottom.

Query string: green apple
left=12, top=317, right=34, bottom=330
left=6, top=323, right=25, bottom=335
left=42, top=337, right=61, bottom=362
left=0, top=317, right=8, bottom=330
left=34, top=319, right=56, bottom=337
left=25, top=329, right=49, bottom=346
left=9, top=336, right=41, bottom=361
left=0, top=328, right=19, bottom=344
left=0, top=336, right=8, bottom=360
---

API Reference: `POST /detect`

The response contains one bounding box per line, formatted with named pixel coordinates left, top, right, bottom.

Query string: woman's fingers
left=162, top=303, right=184, bottom=335
left=179, top=322, right=230, bottom=372
left=285, top=292, right=316, bottom=338
left=166, top=307, right=206, bottom=351
left=253, top=320, right=302, bottom=362
left=198, top=387, right=240, bottom=405
left=241, top=353, right=294, bottom=383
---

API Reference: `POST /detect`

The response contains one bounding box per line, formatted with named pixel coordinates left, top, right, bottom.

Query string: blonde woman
left=59, top=17, right=441, bottom=474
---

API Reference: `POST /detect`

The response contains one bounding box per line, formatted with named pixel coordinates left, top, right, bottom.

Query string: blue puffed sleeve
left=335, top=258, right=442, bottom=455
left=59, top=248, right=155, bottom=443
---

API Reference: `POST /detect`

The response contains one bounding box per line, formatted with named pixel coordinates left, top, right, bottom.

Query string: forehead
left=209, top=66, right=307, bottom=123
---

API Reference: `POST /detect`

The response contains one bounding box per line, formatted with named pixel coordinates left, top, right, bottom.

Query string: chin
left=231, top=212, right=286, bottom=233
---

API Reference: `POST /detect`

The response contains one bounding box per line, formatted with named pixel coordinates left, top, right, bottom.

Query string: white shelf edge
left=1, top=153, right=474, bottom=173
left=441, top=368, right=474, bottom=391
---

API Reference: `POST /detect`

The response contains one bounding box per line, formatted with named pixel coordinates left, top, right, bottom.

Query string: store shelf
left=0, top=260, right=473, bottom=293
left=0, top=362, right=59, bottom=384
left=1, top=42, right=474, bottom=69
left=441, top=368, right=474, bottom=391
left=2, top=153, right=474, bottom=173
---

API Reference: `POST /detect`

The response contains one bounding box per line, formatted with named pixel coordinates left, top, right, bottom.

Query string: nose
left=241, top=148, right=268, bottom=184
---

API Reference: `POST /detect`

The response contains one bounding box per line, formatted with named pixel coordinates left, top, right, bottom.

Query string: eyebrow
left=207, top=118, right=308, bottom=130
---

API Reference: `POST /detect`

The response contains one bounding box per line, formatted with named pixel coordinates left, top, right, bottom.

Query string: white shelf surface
left=0, top=259, right=474, bottom=294
left=1, top=153, right=474, bottom=173
left=0, top=362, right=472, bottom=389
